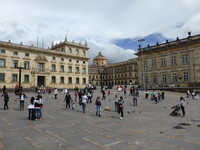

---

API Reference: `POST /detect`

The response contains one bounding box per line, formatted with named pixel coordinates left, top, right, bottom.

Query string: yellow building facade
left=136, top=33, right=200, bottom=88
left=0, top=38, right=89, bottom=89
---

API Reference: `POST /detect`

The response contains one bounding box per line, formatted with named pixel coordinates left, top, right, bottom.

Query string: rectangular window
left=51, top=64, right=56, bottom=71
left=83, top=78, right=86, bottom=84
left=143, top=61, right=147, bottom=69
left=68, top=66, right=72, bottom=73
left=52, top=76, right=56, bottom=83
left=0, top=59, right=5, bottom=67
left=60, top=77, right=64, bottom=83
left=52, top=57, right=56, bottom=60
left=39, top=63, right=44, bottom=71
left=61, top=58, right=64, bottom=61
left=69, top=59, right=72, bottom=63
left=183, top=72, right=189, bottom=82
left=13, top=51, right=18, bottom=55
left=182, top=54, right=188, bottom=64
left=82, top=68, right=86, bottom=74
left=172, top=73, right=177, bottom=83
left=144, top=76, right=148, bottom=84
left=76, top=77, right=79, bottom=84
left=76, top=60, right=79, bottom=63
left=152, top=60, right=156, bottom=68
left=152, top=75, right=157, bottom=84
left=1, top=49, right=5, bottom=54
left=24, top=75, right=29, bottom=82
left=171, top=56, right=176, bottom=65
left=83, top=61, right=85, bottom=64
left=60, top=65, right=64, bottom=72
left=0, top=73, right=5, bottom=81
left=12, top=60, right=18, bottom=68
left=68, top=77, right=72, bottom=84
left=162, top=74, right=167, bottom=83
left=24, top=61, right=29, bottom=69
left=76, top=67, right=79, bottom=73
left=161, top=58, right=166, bottom=67
left=76, top=49, right=79, bottom=54
left=25, top=53, right=29, bottom=57
left=12, top=74, right=18, bottom=82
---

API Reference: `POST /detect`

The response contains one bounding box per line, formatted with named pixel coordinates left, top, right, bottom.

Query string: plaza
left=0, top=88, right=200, bottom=150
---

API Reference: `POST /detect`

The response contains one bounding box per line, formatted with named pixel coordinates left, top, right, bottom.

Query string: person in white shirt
left=180, top=97, right=185, bottom=117
left=81, top=93, right=88, bottom=113
left=54, top=88, right=58, bottom=99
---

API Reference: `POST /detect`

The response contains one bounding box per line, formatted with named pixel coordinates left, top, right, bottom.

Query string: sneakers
left=120, top=117, right=123, bottom=119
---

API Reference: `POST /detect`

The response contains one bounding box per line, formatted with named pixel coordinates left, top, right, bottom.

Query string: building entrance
left=37, top=76, right=45, bottom=87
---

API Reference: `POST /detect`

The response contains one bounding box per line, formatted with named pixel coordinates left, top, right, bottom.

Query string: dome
left=94, top=52, right=107, bottom=60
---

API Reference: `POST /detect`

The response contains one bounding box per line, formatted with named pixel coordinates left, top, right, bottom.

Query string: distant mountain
left=114, top=33, right=173, bottom=50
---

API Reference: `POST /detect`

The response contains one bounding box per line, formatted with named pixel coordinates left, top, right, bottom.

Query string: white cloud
left=0, top=0, right=200, bottom=62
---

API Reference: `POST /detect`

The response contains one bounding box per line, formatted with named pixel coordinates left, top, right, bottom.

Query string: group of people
left=186, top=90, right=199, bottom=100
left=144, top=90, right=165, bottom=103
left=28, top=95, right=43, bottom=120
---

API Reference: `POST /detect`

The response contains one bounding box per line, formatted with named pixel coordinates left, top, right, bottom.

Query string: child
left=71, top=99, right=75, bottom=110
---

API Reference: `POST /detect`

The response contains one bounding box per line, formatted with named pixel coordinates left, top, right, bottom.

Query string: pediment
left=35, top=54, right=48, bottom=62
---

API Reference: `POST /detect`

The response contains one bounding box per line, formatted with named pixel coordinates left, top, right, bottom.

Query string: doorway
left=37, top=76, right=45, bottom=87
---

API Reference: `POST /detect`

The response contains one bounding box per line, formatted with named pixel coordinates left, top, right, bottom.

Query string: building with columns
left=136, top=32, right=200, bottom=88
left=89, top=52, right=138, bottom=87
left=0, top=38, right=89, bottom=89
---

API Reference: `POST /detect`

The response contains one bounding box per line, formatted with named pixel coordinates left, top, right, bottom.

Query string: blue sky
left=0, top=0, right=200, bottom=64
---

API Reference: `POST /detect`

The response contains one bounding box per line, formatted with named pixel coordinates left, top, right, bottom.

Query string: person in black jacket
left=64, top=92, right=71, bottom=110
left=4, top=91, right=9, bottom=110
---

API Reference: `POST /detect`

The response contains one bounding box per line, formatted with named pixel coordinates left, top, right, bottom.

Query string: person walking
left=95, top=97, right=102, bottom=117
left=133, top=96, right=137, bottom=106
left=161, top=90, right=165, bottom=100
left=54, top=88, right=58, bottom=99
left=87, top=91, right=93, bottom=103
left=102, top=89, right=106, bottom=100
left=74, top=90, right=78, bottom=102
left=64, top=92, right=71, bottom=110
left=118, top=96, right=124, bottom=119
left=81, top=93, right=88, bottom=113
left=3, top=91, right=9, bottom=110
left=180, top=97, right=186, bottom=117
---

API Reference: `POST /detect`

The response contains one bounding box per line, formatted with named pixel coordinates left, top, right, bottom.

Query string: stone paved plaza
left=0, top=88, right=200, bottom=150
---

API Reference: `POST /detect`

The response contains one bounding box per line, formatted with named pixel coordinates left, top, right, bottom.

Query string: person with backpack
left=95, top=97, right=102, bottom=117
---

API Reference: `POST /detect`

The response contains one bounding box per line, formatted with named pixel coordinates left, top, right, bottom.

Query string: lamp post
left=14, top=62, right=27, bottom=93
left=138, top=39, right=145, bottom=90
left=98, top=69, right=104, bottom=90
left=113, top=65, right=115, bottom=87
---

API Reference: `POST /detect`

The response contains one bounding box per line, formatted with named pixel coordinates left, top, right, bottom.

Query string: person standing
left=145, top=90, right=149, bottom=99
left=102, top=89, right=106, bottom=100
left=180, top=97, right=186, bottom=117
left=64, top=92, right=71, bottom=110
left=19, top=92, right=26, bottom=111
left=54, top=88, right=58, bottom=99
left=3, top=91, right=9, bottom=110
left=87, top=91, right=93, bottom=103
left=38, top=95, right=43, bottom=118
left=95, top=97, right=102, bottom=117
left=74, top=90, right=78, bottom=102
left=28, top=97, right=35, bottom=120
left=81, top=93, right=88, bottom=113
left=118, top=96, right=124, bottom=119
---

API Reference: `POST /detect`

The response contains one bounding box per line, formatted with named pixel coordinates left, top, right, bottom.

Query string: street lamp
left=138, top=39, right=145, bottom=90
left=14, top=62, right=27, bottom=93
left=98, top=69, right=104, bottom=90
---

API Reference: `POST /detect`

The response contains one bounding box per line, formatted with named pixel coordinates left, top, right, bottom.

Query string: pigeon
left=132, top=110, right=135, bottom=113
left=139, top=111, right=142, bottom=113
left=127, top=111, right=131, bottom=114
